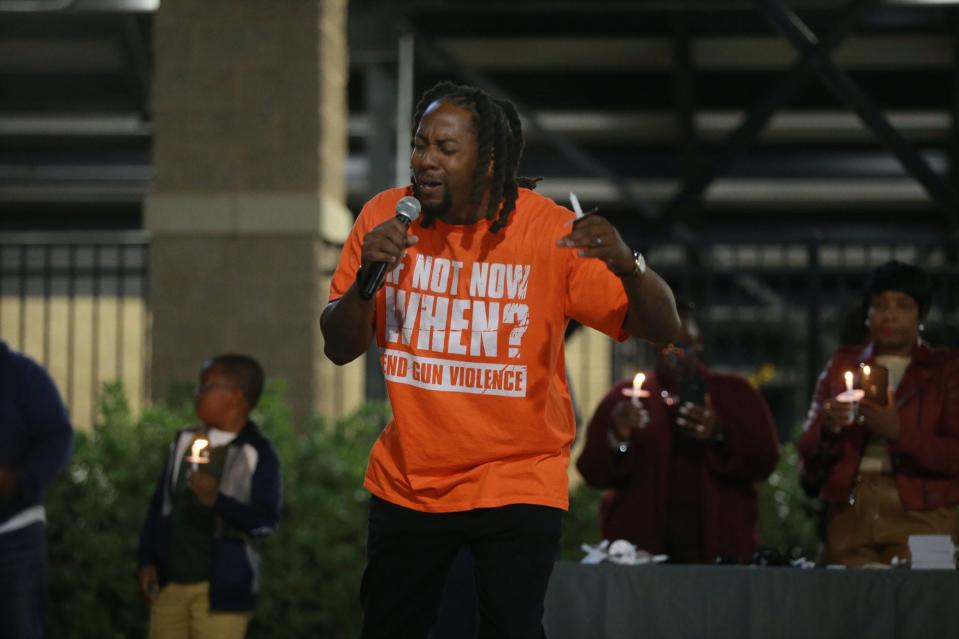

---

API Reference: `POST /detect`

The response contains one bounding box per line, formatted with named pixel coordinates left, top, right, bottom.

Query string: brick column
left=146, top=0, right=362, bottom=425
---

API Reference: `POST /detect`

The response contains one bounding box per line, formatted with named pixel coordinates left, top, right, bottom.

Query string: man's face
left=656, top=313, right=703, bottom=378
left=410, top=100, right=481, bottom=221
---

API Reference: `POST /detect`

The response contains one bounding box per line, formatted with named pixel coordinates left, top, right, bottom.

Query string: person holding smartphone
left=577, top=299, right=780, bottom=564
left=800, top=261, right=959, bottom=566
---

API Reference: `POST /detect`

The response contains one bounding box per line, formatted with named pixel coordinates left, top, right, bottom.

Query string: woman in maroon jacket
left=576, top=301, right=779, bottom=564
left=800, top=260, right=959, bottom=566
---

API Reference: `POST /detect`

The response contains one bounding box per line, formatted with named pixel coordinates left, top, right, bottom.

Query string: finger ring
left=594, top=235, right=603, bottom=246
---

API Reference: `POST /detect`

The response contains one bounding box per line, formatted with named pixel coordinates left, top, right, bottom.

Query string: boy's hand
left=138, top=565, right=160, bottom=602
left=187, top=471, right=219, bottom=507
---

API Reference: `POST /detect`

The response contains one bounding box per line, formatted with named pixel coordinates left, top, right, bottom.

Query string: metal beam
left=662, top=0, right=876, bottom=220
left=117, top=14, right=152, bottom=117
left=395, top=32, right=415, bottom=188
left=343, top=166, right=937, bottom=208
left=670, top=12, right=697, bottom=186
left=0, top=0, right=158, bottom=11
left=760, top=0, right=959, bottom=226
left=407, top=1, right=883, bottom=12
left=423, top=35, right=955, bottom=71
left=0, top=114, right=151, bottom=136
left=351, top=110, right=951, bottom=144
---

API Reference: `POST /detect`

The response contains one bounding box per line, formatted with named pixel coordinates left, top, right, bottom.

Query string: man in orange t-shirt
left=321, top=81, right=679, bottom=639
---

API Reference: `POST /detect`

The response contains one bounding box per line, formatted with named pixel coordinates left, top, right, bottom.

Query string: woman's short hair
left=862, top=260, right=932, bottom=318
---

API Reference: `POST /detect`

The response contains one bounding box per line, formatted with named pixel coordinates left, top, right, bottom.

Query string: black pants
left=360, top=496, right=561, bottom=639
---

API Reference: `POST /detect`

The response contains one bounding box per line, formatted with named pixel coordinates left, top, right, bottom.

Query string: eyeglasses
left=194, top=382, right=237, bottom=396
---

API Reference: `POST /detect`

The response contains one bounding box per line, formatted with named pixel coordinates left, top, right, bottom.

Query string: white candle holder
left=835, top=389, right=864, bottom=404
left=836, top=370, right=863, bottom=404
left=621, top=387, right=650, bottom=399
left=621, top=372, right=649, bottom=406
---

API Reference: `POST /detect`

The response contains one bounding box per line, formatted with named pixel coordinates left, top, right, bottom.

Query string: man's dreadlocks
left=411, top=81, right=538, bottom=233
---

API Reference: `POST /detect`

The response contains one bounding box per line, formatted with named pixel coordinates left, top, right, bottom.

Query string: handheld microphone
left=358, top=196, right=422, bottom=300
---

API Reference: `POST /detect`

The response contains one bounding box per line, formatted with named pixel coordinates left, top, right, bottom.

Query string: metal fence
left=0, top=232, right=150, bottom=428
left=613, top=237, right=959, bottom=442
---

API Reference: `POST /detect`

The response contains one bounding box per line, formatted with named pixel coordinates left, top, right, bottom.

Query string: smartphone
left=678, top=373, right=706, bottom=406
left=861, top=364, right=888, bottom=405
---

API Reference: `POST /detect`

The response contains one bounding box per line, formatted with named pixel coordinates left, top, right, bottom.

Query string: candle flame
left=191, top=438, right=208, bottom=459
left=632, top=372, right=646, bottom=392
left=862, top=365, right=871, bottom=377
left=844, top=371, right=853, bottom=393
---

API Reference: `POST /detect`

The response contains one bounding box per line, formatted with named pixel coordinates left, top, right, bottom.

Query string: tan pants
left=826, top=474, right=958, bottom=567
left=149, top=582, right=251, bottom=639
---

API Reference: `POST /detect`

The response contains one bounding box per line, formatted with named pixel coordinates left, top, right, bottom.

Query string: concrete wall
left=147, top=0, right=361, bottom=426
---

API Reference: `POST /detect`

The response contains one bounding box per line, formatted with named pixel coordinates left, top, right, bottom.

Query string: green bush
left=758, top=440, right=824, bottom=561
left=45, top=381, right=387, bottom=638
left=46, top=382, right=185, bottom=638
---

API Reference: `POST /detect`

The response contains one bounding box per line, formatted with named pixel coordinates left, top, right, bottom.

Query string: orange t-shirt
left=329, top=187, right=628, bottom=512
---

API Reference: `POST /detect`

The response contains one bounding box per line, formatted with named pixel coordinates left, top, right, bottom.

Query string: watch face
left=635, top=251, right=646, bottom=274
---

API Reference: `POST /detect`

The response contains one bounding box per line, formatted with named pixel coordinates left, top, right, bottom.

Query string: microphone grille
left=396, top=196, right=422, bottom=222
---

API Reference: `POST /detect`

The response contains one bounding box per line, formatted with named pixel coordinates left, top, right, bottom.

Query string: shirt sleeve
left=564, top=248, right=629, bottom=342
left=327, top=212, right=368, bottom=303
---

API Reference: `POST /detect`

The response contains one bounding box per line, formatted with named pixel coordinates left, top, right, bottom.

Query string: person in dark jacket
left=0, top=341, right=74, bottom=639
left=800, top=261, right=959, bottom=566
left=576, top=301, right=779, bottom=564
left=138, top=354, right=282, bottom=638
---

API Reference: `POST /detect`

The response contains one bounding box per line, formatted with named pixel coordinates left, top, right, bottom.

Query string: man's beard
left=412, top=182, right=453, bottom=223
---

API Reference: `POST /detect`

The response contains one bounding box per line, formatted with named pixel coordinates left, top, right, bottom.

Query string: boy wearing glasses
left=137, top=354, right=282, bottom=638
left=577, top=300, right=779, bottom=564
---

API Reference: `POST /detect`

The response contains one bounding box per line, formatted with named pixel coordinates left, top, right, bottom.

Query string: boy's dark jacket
left=138, top=420, right=282, bottom=611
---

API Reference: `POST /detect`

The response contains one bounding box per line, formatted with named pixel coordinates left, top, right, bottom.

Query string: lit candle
left=621, top=371, right=649, bottom=404
left=632, top=372, right=646, bottom=407
left=189, top=437, right=208, bottom=472
left=861, top=364, right=871, bottom=379
left=836, top=370, right=864, bottom=404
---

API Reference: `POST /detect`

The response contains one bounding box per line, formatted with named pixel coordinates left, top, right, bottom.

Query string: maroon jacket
left=576, top=370, right=779, bottom=564
left=799, top=342, right=959, bottom=511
